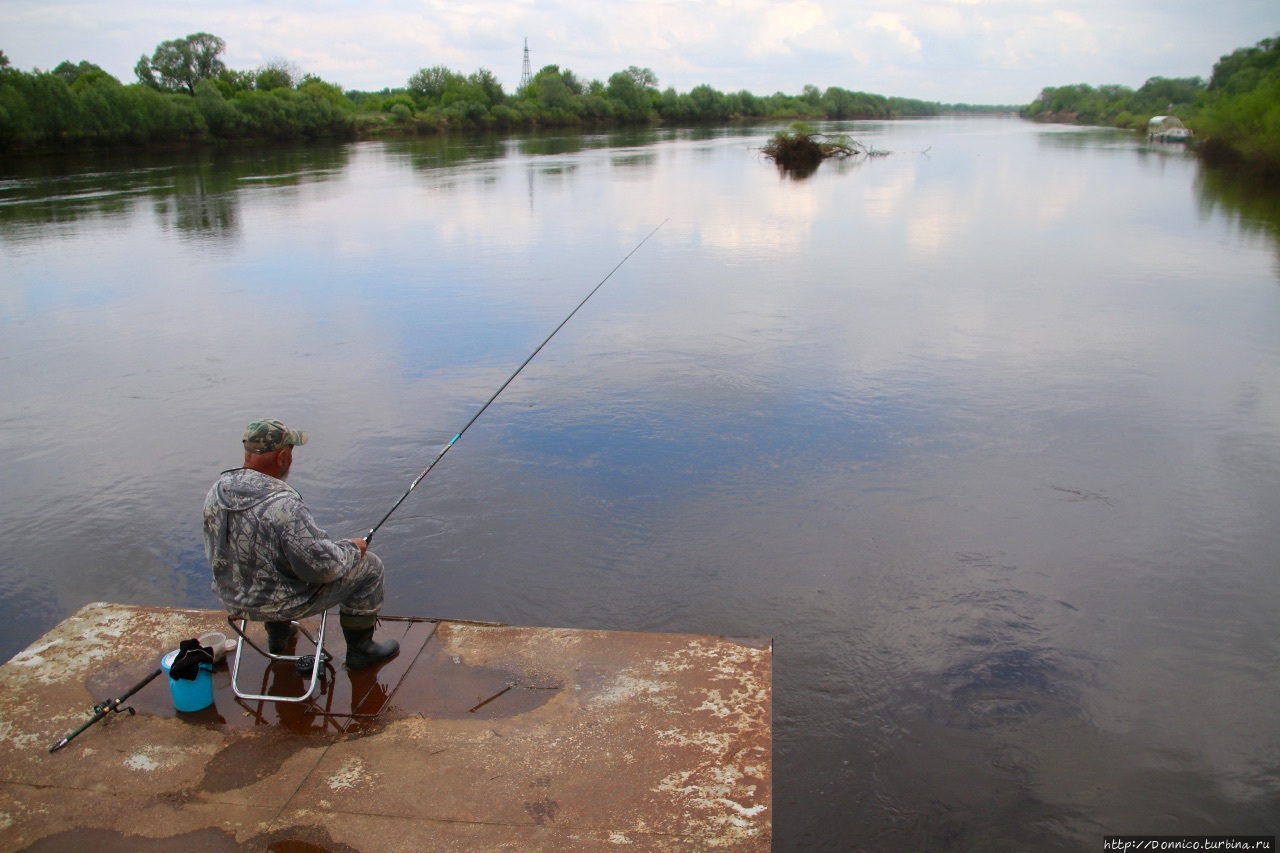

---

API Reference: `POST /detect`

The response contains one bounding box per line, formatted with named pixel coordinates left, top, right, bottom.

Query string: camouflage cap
left=242, top=419, right=308, bottom=454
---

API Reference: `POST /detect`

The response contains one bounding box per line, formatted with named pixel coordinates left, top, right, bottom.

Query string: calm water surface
left=2, top=119, right=1279, bottom=849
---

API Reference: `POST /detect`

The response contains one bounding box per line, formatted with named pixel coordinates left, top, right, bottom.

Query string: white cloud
left=745, top=1, right=837, bottom=59
left=866, top=12, right=924, bottom=59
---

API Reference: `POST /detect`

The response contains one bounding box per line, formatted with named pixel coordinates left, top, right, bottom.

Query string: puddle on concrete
left=21, top=827, right=242, bottom=852
left=391, top=647, right=561, bottom=719
left=200, top=730, right=318, bottom=793
left=67, top=616, right=560, bottom=797
left=97, top=618, right=437, bottom=734
left=19, top=825, right=362, bottom=852
left=261, top=835, right=361, bottom=853
left=85, top=658, right=167, bottom=705
left=253, top=825, right=362, bottom=852
left=59, top=615, right=562, bottom=803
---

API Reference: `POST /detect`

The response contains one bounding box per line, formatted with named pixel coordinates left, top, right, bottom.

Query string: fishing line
left=364, top=218, right=668, bottom=545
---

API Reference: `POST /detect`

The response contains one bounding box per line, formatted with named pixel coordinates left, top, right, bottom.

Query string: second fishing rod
left=363, top=219, right=668, bottom=546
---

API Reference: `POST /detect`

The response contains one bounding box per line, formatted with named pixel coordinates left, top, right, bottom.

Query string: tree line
left=1024, top=76, right=1206, bottom=128
left=0, top=35, right=358, bottom=150
left=0, top=33, right=1014, bottom=152
left=368, top=63, right=996, bottom=130
left=1025, top=34, right=1280, bottom=175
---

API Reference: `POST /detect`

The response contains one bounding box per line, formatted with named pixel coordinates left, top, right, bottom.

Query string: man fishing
left=203, top=418, right=399, bottom=669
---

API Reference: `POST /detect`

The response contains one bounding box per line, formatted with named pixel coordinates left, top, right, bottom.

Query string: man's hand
left=351, top=537, right=368, bottom=557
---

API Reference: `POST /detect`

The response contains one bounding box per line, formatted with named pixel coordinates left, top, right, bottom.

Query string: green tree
left=73, top=72, right=133, bottom=136
left=688, top=84, right=728, bottom=120
left=298, top=77, right=353, bottom=111
left=30, top=72, right=79, bottom=136
left=606, top=69, right=652, bottom=121
left=407, top=65, right=458, bottom=104
left=52, top=60, right=110, bottom=85
left=625, top=66, right=658, bottom=89
left=556, top=66, right=585, bottom=96
left=537, top=72, right=573, bottom=111
left=215, top=68, right=255, bottom=97
left=381, top=93, right=416, bottom=115
left=466, top=68, right=504, bottom=107
left=1135, top=77, right=1204, bottom=113
left=136, top=33, right=227, bottom=95
left=1, top=70, right=34, bottom=147
left=255, top=59, right=300, bottom=91
left=822, top=86, right=857, bottom=117
left=1209, top=36, right=1280, bottom=93
left=193, top=78, right=239, bottom=135
left=1198, top=34, right=1280, bottom=174
left=523, top=65, right=585, bottom=103
left=527, top=65, right=583, bottom=114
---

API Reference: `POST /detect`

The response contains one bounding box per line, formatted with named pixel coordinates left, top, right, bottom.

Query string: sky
left=2, top=0, right=1277, bottom=105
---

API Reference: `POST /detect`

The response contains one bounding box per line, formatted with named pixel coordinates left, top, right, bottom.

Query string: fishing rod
left=50, top=667, right=163, bottom=752
left=364, top=218, right=668, bottom=545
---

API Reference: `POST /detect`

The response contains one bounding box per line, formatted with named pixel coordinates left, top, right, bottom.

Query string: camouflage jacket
left=203, top=468, right=361, bottom=619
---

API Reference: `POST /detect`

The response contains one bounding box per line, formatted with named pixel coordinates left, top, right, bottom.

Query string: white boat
left=1148, top=115, right=1192, bottom=143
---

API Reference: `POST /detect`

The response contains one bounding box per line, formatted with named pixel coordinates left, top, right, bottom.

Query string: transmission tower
left=520, top=38, right=532, bottom=89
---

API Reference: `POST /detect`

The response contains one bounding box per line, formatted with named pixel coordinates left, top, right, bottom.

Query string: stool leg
left=227, top=613, right=331, bottom=704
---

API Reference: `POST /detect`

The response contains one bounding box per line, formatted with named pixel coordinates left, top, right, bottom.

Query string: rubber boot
left=340, top=617, right=399, bottom=670
left=265, top=620, right=297, bottom=654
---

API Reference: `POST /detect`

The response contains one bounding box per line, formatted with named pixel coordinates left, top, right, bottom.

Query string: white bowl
left=199, top=631, right=229, bottom=663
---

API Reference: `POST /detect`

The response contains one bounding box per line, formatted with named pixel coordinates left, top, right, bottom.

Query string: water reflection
left=153, top=171, right=241, bottom=239
left=0, top=144, right=351, bottom=242
left=1196, top=167, right=1280, bottom=270
left=610, top=152, right=658, bottom=173
left=2, top=120, right=1279, bottom=848
left=1033, top=124, right=1139, bottom=150
left=775, top=161, right=821, bottom=180
left=511, top=126, right=666, bottom=159
left=386, top=133, right=509, bottom=171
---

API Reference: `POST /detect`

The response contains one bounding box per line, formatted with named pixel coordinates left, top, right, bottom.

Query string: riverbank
left=1027, top=111, right=1280, bottom=179
left=1024, top=34, right=1280, bottom=177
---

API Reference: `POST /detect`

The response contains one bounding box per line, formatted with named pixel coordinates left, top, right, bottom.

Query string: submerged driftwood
left=762, top=124, right=890, bottom=173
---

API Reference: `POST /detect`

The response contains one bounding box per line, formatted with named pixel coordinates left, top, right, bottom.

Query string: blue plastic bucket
left=160, top=649, right=215, bottom=712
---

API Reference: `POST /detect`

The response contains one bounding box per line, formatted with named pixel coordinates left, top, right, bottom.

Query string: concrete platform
left=0, top=603, right=771, bottom=851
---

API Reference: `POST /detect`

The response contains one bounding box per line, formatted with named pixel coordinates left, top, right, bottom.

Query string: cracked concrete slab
left=1, top=603, right=771, bottom=851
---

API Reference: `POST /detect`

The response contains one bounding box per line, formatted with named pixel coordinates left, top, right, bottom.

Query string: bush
left=195, top=79, right=240, bottom=135
left=381, top=94, right=415, bottom=116
left=1199, top=75, right=1280, bottom=174
left=443, top=99, right=490, bottom=129
left=489, top=103, right=523, bottom=128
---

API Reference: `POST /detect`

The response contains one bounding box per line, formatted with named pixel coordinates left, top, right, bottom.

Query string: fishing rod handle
left=49, top=668, right=162, bottom=752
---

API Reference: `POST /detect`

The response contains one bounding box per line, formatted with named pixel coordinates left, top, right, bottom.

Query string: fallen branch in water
left=762, top=123, right=891, bottom=171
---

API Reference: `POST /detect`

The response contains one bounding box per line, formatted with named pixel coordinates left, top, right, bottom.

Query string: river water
left=2, top=118, right=1278, bottom=848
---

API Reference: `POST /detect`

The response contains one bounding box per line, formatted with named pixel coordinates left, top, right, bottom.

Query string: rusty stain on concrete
left=0, top=602, right=771, bottom=850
